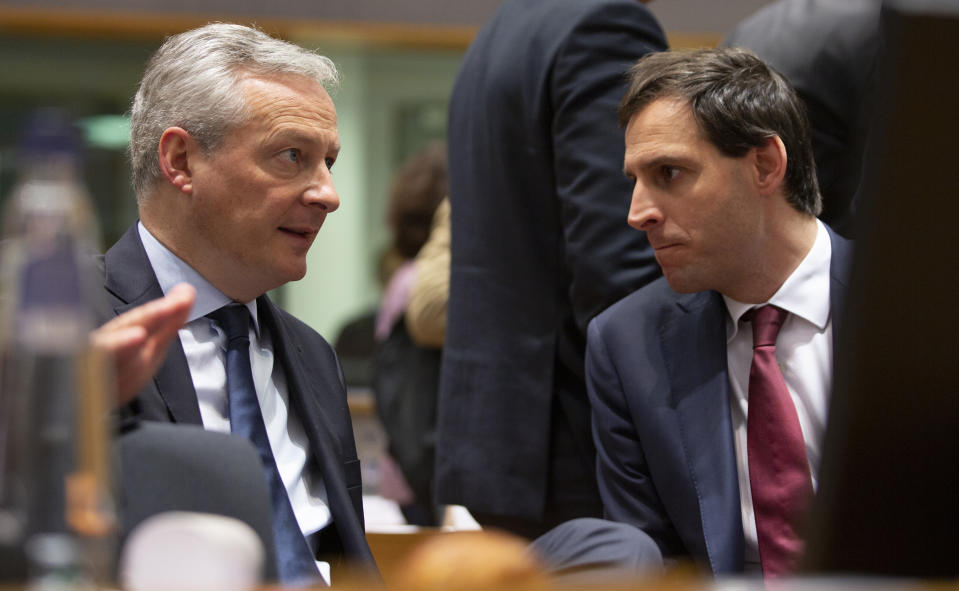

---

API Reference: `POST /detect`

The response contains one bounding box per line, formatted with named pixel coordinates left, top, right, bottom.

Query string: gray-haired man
left=105, top=23, right=375, bottom=585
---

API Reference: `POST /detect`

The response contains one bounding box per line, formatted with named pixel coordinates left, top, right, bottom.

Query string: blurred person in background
left=436, top=0, right=667, bottom=540
left=723, top=0, right=883, bottom=238
left=404, top=197, right=449, bottom=350
left=372, top=142, right=447, bottom=526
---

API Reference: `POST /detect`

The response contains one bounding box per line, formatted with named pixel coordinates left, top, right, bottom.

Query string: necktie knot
left=746, top=305, right=788, bottom=348
left=208, top=304, right=251, bottom=350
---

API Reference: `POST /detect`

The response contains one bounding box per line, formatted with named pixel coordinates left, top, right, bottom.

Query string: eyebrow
left=630, top=153, right=695, bottom=174
left=268, top=128, right=340, bottom=153
left=623, top=155, right=669, bottom=178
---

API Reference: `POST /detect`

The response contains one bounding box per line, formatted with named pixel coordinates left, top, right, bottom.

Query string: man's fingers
left=91, top=283, right=196, bottom=406
left=98, top=283, right=196, bottom=333
left=90, top=325, right=147, bottom=355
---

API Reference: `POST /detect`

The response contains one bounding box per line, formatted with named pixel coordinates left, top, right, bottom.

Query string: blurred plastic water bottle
left=0, top=109, right=116, bottom=588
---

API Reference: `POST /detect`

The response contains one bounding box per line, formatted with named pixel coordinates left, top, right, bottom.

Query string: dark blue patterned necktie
left=207, top=304, right=321, bottom=585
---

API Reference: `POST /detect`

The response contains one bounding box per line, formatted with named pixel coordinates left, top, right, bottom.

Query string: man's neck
left=725, top=212, right=819, bottom=304
left=139, top=203, right=262, bottom=304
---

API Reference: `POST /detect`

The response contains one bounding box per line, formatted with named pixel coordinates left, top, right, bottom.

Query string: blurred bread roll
left=395, top=530, right=547, bottom=591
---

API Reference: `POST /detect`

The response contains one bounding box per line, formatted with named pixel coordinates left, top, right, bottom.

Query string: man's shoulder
left=591, top=276, right=682, bottom=336
left=591, top=278, right=724, bottom=341
left=827, top=223, right=854, bottom=251
left=824, top=223, right=855, bottom=297
left=509, top=0, right=656, bottom=18
left=102, top=223, right=142, bottom=272
left=598, top=276, right=677, bottom=318
left=266, top=302, right=334, bottom=351
left=100, top=223, right=164, bottom=311
left=484, top=0, right=659, bottom=45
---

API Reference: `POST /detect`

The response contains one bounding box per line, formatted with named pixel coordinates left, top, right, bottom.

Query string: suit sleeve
left=586, top=318, right=682, bottom=557
left=551, top=3, right=667, bottom=332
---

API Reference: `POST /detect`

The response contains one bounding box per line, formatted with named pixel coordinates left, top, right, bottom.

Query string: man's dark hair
left=619, top=47, right=821, bottom=216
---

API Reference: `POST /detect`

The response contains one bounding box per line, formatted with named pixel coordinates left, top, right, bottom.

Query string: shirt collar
left=137, top=221, right=260, bottom=334
left=724, top=219, right=832, bottom=340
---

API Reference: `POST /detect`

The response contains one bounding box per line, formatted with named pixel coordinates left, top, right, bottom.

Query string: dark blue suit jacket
left=437, top=0, right=666, bottom=521
left=585, top=227, right=853, bottom=574
left=101, top=224, right=376, bottom=571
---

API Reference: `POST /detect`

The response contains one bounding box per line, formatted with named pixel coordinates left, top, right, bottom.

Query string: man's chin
left=286, top=264, right=309, bottom=283
left=262, top=264, right=308, bottom=293
left=663, top=270, right=703, bottom=294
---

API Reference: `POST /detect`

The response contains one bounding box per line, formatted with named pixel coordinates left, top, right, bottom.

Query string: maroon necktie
left=745, top=305, right=813, bottom=577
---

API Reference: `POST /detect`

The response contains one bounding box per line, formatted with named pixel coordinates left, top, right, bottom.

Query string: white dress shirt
left=723, top=219, right=833, bottom=571
left=138, top=223, right=332, bottom=583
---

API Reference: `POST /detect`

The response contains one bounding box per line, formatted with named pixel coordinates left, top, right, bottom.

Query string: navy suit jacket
left=437, top=0, right=667, bottom=521
left=586, top=227, right=853, bottom=574
left=102, top=224, right=376, bottom=571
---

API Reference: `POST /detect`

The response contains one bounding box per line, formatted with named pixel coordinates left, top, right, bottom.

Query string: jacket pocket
left=343, top=458, right=362, bottom=490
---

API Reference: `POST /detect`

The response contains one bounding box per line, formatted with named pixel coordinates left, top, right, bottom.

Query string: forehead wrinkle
left=241, top=75, right=337, bottom=121
left=239, top=82, right=339, bottom=151
left=255, top=98, right=336, bottom=132
left=626, top=99, right=710, bottom=171
left=261, top=121, right=338, bottom=151
left=263, top=94, right=337, bottom=126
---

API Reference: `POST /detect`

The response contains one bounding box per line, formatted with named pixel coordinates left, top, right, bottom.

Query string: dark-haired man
left=586, top=48, right=853, bottom=577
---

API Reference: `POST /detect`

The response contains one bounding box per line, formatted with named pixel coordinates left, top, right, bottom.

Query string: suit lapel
left=259, top=297, right=343, bottom=460
left=257, top=297, right=374, bottom=565
left=661, top=291, right=744, bottom=574
left=827, top=227, right=853, bottom=352
left=104, top=224, right=201, bottom=424
left=149, top=344, right=201, bottom=424
left=651, top=228, right=851, bottom=574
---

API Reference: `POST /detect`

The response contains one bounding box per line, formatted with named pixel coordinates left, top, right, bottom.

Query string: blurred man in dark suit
left=437, top=0, right=667, bottom=540
left=723, top=0, right=882, bottom=237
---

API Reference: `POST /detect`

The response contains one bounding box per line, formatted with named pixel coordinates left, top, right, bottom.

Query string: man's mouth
left=279, top=226, right=318, bottom=239
left=651, top=241, right=680, bottom=252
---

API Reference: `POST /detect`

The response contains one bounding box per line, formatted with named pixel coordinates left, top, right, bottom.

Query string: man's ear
left=157, top=127, right=197, bottom=195
left=753, top=135, right=788, bottom=197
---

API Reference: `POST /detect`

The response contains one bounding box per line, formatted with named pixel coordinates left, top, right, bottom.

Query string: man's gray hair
left=129, top=22, right=339, bottom=199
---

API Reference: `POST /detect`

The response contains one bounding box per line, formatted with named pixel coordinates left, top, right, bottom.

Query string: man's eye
left=284, top=149, right=301, bottom=163
left=661, top=166, right=680, bottom=182
left=325, top=157, right=335, bottom=170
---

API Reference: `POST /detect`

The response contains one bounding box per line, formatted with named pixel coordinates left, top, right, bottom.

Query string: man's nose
left=627, top=183, right=663, bottom=231
left=303, top=168, right=340, bottom=213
